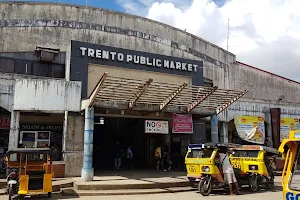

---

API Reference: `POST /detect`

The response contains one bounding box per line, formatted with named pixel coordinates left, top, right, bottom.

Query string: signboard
left=0, top=117, right=10, bottom=129
left=20, top=124, right=63, bottom=131
left=145, top=120, right=168, bottom=134
left=172, top=114, right=193, bottom=134
left=234, top=116, right=265, bottom=144
left=280, top=118, right=300, bottom=141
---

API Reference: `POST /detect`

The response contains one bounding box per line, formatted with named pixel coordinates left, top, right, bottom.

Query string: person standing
left=154, top=145, right=162, bottom=171
left=126, top=145, right=133, bottom=170
left=113, top=141, right=121, bottom=170
left=219, top=151, right=240, bottom=195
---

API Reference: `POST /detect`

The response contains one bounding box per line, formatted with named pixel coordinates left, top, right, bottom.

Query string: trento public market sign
left=79, top=47, right=199, bottom=73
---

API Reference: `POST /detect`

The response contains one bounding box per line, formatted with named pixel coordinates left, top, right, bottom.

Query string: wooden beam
left=159, top=83, right=187, bottom=110
left=129, top=78, right=153, bottom=109
left=188, top=86, right=218, bottom=112
left=89, top=72, right=108, bottom=107
left=216, top=89, right=249, bottom=115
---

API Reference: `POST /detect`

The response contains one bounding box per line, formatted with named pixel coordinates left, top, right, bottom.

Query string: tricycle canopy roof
left=230, top=145, right=280, bottom=155
left=188, top=143, right=242, bottom=149
left=6, top=148, right=53, bottom=155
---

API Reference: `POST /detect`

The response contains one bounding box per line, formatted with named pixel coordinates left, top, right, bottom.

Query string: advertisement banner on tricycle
left=280, top=118, right=300, bottom=141
left=234, top=116, right=265, bottom=144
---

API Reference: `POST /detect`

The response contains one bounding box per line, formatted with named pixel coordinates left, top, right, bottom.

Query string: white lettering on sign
left=145, top=120, right=169, bottom=134
left=80, top=47, right=199, bottom=73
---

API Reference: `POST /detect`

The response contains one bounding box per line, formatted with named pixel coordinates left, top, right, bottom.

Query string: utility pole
left=226, top=19, right=230, bottom=51
left=86, top=0, right=88, bottom=6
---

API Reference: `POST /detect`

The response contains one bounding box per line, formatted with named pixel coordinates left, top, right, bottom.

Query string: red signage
left=172, top=114, right=193, bottom=134
left=0, top=117, right=10, bottom=129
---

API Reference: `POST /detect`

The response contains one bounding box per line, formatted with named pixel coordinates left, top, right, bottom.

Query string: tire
left=8, top=187, right=13, bottom=200
left=249, top=175, right=259, bottom=192
left=47, top=192, right=52, bottom=198
left=198, top=179, right=212, bottom=196
left=266, top=179, right=275, bottom=189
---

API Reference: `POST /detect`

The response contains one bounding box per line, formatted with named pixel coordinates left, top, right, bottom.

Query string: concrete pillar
left=62, top=111, right=68, bottom=159
left=221, top=122, right=229, bottom=143
left=211, top=115, right=218, bottom=143
left=8, top=111, right=20, bottom=150
left=81, top=107, right=94, bottom=182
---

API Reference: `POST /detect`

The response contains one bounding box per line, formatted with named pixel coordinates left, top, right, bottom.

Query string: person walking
left=126, top=145, right=133, bottom=170
left=219, top=150, right=240, bottom=195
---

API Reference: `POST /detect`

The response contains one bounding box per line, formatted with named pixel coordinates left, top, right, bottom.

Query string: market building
left=0, top=1, right=300, bottom=177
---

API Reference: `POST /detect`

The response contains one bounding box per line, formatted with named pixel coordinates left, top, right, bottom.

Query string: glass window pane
left=15, top=60, right=32, bottom=75
left=0, top=58, right=14, bottom=73
left=289, top=144, right=300, bottom=191
left=37, top=132, right=50, bottom=140
left=37, top=141, right=50, bottom=148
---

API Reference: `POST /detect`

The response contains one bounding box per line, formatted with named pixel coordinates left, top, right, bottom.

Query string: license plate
left=188, top=165, right=197, bottom=173
left=232, top=163, right=242, bottom=169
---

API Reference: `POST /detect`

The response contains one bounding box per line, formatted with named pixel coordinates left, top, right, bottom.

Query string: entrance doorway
left=93, top=117, right=166, bottom=171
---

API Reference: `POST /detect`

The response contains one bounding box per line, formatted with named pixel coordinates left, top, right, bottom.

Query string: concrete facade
left=0, top=1, right=300, bottom=176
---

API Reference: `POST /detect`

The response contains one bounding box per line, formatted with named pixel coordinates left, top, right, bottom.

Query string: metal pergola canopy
left=81, top=72, right=249, bottom=114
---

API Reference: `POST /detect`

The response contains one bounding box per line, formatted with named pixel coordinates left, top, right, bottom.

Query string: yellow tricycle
left=229, top=145, right=279, bottom=192
left=185, top=143, right=241, bottom=196
left=279, top=130, right=300, bottom=200
left=6, top=148, right=53, bottom=200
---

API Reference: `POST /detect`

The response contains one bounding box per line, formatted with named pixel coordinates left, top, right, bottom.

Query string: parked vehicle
left=229, top=145, right=280, bottom=192
left=279, top=130, right=300, bottom=200
left=5, top=148, right=53, bottom=200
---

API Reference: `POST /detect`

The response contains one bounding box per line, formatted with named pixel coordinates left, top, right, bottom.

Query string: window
left=15, top=60, right=32, bottom=74
left=51, top=64, right=65, bottom=78
left=19, top=131, right=50, bottom=148
left=289, top=144, right=300, bottom=191
left=0, top=58, right=14, bottom=73
left=187, top=149, right=213, bottom=158
left=232, top=150, right=259, bottom=158
left=32, top=62, right=51, bottom=77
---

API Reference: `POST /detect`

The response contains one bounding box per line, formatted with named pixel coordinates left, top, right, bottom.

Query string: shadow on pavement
left=12, top=193, right=79, bottom=199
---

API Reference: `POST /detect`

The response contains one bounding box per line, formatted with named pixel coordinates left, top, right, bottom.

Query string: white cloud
left=120, top=0, right=300, bottom=81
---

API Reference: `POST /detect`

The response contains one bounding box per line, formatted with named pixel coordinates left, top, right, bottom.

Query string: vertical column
left=81, top=107, right=94, bottom=182
left=8, top=111, right=20, bottom=150
left=211, top=115, right=218, bottom=143
left=62, top=111, right=68, bottom=160
left=222, top=121, right=229, bottom=143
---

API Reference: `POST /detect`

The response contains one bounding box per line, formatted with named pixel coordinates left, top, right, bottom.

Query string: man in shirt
left=126, top=145, right=133, bottom=170
left=219, top=151, right=240, bottom=195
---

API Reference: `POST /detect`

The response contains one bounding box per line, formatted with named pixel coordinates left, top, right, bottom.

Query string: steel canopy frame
left=84, top=72, right=248, bottom=114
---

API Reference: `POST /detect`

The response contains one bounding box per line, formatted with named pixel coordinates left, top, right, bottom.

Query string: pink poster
left=172, top=114, right=193, bottom=134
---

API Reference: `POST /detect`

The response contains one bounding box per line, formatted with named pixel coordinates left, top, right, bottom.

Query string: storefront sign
left=20, top=124, right=63, bottom=131
left=172, top=114, right=193, bottom=134
left=234, top=116, right=265, bottom=144
left=145, top=120, right=168, bottom=134
left=0, top=117, right=10, bottom=129
left=80, top=47, right=198, bottom=73
left=280, top=118, right=300, bottom=141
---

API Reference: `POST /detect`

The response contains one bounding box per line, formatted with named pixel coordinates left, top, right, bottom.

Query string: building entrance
left=93, top=117, right=166, bottom=170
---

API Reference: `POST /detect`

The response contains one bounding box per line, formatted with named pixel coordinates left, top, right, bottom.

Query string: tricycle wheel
left=249, top=175, right=259, bottom=192
left=266, top=179, right=274, bottom=189
left=198, top=179, right=212, bottom=196
left=8, top=187, right=14, bottom=200
left=47, top=192, right=52, bottom=198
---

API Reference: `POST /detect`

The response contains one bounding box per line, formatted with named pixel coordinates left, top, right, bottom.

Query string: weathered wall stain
left=0, top=19, right=227, bottom=68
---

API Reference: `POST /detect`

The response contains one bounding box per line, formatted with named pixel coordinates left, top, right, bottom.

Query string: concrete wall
left=13, top=78, right=82, bottom=112
left=0, top=1, right=234, bottom=90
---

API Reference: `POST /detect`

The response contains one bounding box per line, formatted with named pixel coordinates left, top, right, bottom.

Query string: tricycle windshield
left=8, top=153, right=48, bottom=162
left=232, top=150, right=259, bottom=158
left=187, top=148, right=214, bottom=158
left=289, top=142, right=300, bottom=191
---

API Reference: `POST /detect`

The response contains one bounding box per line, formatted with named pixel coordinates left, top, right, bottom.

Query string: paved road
left=0, top=189, right=283, bottom=200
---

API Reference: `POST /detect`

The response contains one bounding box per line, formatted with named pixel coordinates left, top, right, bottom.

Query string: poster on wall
left=145, top=120, right=169, bottom=134
left=172, top=114, right=193, bottom=134
left=234, top=116, right=265, bottom=144
left=280, top=118, right=300, bottom=141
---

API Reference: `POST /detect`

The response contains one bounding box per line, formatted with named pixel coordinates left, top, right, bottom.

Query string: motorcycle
left=6, top=169, right=18, bottom=200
